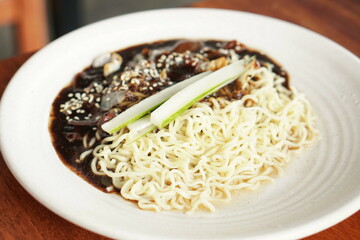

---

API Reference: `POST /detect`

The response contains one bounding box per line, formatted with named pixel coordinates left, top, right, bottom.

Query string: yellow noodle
left=92, top=65, right=318, bottom=213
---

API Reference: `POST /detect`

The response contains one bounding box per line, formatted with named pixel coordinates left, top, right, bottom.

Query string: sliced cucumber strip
left=101, top=71, right=210, bottom=134
left=127, top=115, right=152, bottom=132
left=150, top=61, right=246, bottom=128
left=126, top=124, right=156, bottom=144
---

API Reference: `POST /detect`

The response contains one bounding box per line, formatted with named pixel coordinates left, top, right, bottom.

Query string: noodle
left=91, top=64, right=318, bottom=213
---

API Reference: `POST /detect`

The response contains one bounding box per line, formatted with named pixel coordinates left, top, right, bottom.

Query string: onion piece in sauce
left=100, top=91, right=126, bottom=111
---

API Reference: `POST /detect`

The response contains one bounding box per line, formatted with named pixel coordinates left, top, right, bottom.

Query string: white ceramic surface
left=1, top=8, right=360, bottom=240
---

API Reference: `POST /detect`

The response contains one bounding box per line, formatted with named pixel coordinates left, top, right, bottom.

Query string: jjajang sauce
left=49, top=39, right=289, bottom=192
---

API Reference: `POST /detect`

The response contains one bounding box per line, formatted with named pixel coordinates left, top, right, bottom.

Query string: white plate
left=1, top=8, right=360, bottom=240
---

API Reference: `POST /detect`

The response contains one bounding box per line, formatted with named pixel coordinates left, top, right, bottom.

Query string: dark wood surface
left=0, top=0, right=359, bottom=239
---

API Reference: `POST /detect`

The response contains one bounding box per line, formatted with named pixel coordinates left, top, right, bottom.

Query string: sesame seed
left=106, top=186, right=114, bottom=192
left=175, top=57, right=182, bottom=63
left=219, top=49, right=229, bottom=54
left=74, top=116, right=80, bottom=120
left=195, top=53, right=203, bottom=59
left=95, top=85, right=103, bottom=93
left=120, top=74, right=126, bottom=81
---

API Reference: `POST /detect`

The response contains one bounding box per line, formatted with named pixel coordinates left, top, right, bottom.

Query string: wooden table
left=0, top=0, right=359, bottom=239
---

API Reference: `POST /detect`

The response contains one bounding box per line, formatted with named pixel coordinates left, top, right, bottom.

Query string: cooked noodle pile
left=91, top=64, right=318, bottom=213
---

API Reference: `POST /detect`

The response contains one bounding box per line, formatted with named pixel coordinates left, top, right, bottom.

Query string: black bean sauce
left=49, top=39, right=289, bottom=192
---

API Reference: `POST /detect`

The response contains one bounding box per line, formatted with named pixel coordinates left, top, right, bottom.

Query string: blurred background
left=0, top=0, right=197, bottom=60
